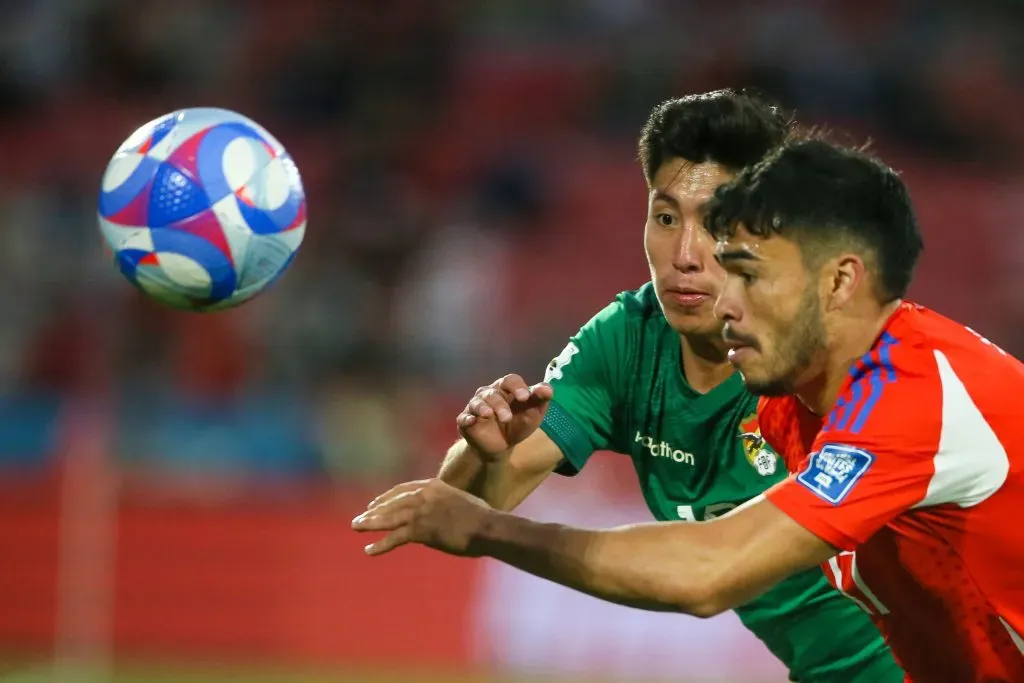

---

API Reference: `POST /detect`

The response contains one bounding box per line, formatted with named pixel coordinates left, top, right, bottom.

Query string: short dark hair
left=638, top=88, right=794, bottom=184
left=704, top=139, right=924, bottom=301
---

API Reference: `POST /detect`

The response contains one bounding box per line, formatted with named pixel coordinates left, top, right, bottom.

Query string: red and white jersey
left=760, top=302, right=1024, bottom=683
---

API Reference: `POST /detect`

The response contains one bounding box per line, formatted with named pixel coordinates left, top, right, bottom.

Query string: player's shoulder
left=545, top=284, right=654, bottom=381
left=582, top=282, right=665, bottom=334
left=842, top=300, right=1006, bottom=386
left=822, top=305, right=942, bottom=439
left=855, top=301, right=1023, bottom=394
left=816, top=303, right=1021, bottom=508
left=611, top=282, right=663, bottom=320
left=819, top=301, right=1023, bottom=442
left=893, top=302, right=1024, bottom=376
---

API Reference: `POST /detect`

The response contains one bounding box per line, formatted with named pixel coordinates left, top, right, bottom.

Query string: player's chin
left=665, top=309, right=720, bottom=336
left=727, top=353, right=768, bottom=390
left=736, top=370, right=789, bottom=397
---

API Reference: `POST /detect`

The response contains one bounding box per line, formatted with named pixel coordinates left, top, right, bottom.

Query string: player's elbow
left=680, top=585, right=729, bottom=619
left=661, top=576, right=730, bottom=619
left=687, top=597, right=729, bottom=619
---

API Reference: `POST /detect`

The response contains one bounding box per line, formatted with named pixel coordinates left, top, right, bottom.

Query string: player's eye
left=656, top=213, right=675, bottom=227
left=726, top=266, right=757, bottom=285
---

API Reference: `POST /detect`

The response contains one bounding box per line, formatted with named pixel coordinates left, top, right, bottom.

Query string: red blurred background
left=0, top=1, right=1020, bottom=681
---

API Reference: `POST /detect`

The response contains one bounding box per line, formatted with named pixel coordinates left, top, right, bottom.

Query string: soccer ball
left=98, top=107, right=306, bottom=311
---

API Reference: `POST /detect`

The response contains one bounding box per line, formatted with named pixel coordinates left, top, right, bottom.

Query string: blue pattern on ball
left=98, top=156, right=161, bottom=218
left=196, top=122, right=267, bottom=202
left=115, top=248, right=151, bottom=283
left=149, top=115, right=177, bottom=149
left=150, top=229, right=238, bottom=303
left=235, top=179, right=303, bottom=235
left=148, top=163, right=211, bottom=227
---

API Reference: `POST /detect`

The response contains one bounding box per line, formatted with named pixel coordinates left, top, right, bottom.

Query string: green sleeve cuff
left=540, top=401, right=596, bottom=477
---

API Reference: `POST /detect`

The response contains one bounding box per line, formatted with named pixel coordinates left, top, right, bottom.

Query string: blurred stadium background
left=0, top=1, right=1021, bottom=681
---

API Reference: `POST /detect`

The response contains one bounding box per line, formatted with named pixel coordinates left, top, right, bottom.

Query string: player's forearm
left=472, top=511, right=728, bottom=617
left=437, top=440, right=531, bottom=511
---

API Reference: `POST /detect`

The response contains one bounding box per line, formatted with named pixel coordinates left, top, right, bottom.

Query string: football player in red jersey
left=353, top=139, right=1024, bottom=682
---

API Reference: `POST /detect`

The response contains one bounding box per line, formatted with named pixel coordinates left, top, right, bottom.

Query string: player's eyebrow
left=715, top=247, right=761, bottom=264
left=651, top=190, right=680, bottom=208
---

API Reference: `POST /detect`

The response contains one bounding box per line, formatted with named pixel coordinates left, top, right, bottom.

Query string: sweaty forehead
left=715, top=226, right=802, bottom=264
left=651, top=159, right=733, bottom=206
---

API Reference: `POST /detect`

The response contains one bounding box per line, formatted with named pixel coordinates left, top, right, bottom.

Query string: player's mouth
left=726, top=345, right=756, bottom=364
left=722, top=327, right=759, bottom=362
left=664, top=286, right=711, bottom=308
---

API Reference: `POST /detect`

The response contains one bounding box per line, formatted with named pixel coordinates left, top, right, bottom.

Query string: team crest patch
left=544, top=342, right=579, bottom=382
left=739, top=413, right=778, bottom=477
left=797, top=443, right=874, bottom=505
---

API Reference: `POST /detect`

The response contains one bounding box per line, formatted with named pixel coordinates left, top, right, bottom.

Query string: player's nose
left=672, top=224, right=710, bottom=273
left=713, top=282, right=741, bottom=322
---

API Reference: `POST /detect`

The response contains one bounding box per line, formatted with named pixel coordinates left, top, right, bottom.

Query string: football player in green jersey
left=355, top=90, right=902, bottom=682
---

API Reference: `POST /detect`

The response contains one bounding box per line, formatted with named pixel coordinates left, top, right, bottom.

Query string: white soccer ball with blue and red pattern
left=98, top=107, right=306, bottom=311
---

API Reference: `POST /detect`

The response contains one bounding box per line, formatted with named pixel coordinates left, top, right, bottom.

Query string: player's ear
left=824, top=253, right=865, bottom=311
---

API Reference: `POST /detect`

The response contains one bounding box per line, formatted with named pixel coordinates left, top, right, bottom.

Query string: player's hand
left=458, top=374, right=554, bottom=459
left=351, top=478, right=493, bottom=557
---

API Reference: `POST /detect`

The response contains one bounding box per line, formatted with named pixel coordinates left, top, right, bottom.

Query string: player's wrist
left=468, top=505, right=569, bottom=561
left=464, top=440, right=514, bottom=463
left=466, top=506, right=523, bottom=557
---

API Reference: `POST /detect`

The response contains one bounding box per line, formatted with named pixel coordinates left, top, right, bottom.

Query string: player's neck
left=795, top=299, right=903, bottom=416
left=679, top=334, right=733, bottom=394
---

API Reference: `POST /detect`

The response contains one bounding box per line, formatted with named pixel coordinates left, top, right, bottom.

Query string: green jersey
left=538, top=283, right=902, bottom=683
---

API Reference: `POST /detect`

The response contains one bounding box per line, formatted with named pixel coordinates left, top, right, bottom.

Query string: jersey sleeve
left=539, top=299, right=632, bottom=475
left=767, top=344, right=945, bottom=551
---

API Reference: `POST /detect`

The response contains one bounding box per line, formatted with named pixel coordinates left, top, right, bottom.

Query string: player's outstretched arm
left=437, top=374, right=564, bottom=511
left=352, top=480, right=837, bottom=618
left=438, top=431, right=562, bottom=511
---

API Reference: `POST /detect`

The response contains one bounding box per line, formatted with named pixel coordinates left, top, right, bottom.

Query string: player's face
left=713, top=227, right=827, bottom=395
left=645, top=159, right=733, bottom=337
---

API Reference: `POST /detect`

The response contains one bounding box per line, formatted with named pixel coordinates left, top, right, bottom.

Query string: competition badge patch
left=797, top=443, right=874, bottom=505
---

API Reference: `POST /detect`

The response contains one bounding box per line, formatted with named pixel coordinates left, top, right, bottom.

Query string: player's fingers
left=511, top=383, right=554, bottom=411
left=370, top=487, right=425, bottom=514
left=365, top=484, right=413, bottom=511
left=465, top=397, right=495, bottom=419
left=476, top=388, right=515, bottom=423
left=352, top=502, right=417, bottom=532
left=496, top=374, right=531, bottom=402
left=365, top=480, right=428, bottom=510
left=364, top=526, right=414, bottom=556
left=456, top=411, right=477, bottom=429
left=529, top=382, right=554, bottom=401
